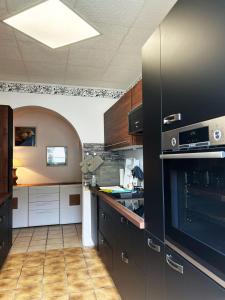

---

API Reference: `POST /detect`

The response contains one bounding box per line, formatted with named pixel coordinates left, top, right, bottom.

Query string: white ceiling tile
left=25, top=61, right=66, bottom=78
left=134, top=0, right=177, bottom=29
left=6, top=0, right=44, bottom=15
left=68, top=47, right=116, bottom=68
left=109, top=52, right=142, bottom=70
left=0, top=40, right=21, bottom=59
left=75, top=0, right=145, bottom=26
left=65, top=65, right=105, bottom=82
left=0, top=22, right=15, bottom=41
left=102, top=66, right=141, bottom=87
left=18, top=39, right=69, bottom=64
left=0, top=59, right=27, bottom=76
left=0, top=1, right=8, bottom=19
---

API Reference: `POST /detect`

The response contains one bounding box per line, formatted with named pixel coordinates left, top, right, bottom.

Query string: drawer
left=29, top=193, right=59, bottom=203
left=29, top=209, right=59, bottom=226
left=29, top=200, right=59, bottom=211
left=29, top=185, right=59, bottom=195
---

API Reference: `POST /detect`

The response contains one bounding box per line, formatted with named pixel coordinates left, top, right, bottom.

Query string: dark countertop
left=90, top=187, right=145, bottom=230
left=14, top=182, right=82, bottom=187
left=0, top=193, right=11, bottom=206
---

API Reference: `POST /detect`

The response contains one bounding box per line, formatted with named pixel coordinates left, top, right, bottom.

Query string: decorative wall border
left=0, top=81, right=125, bottom=100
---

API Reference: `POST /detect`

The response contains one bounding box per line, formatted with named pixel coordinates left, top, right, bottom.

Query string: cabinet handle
left=120, top=216, right=128, bottom=224
left=121, top=252, right=129, bottom=264
left=147, top=238, right=161, bottom=253
left=166, top=254, right=184, bottom=274
left=0, top=216, right=5, bottom=223
left=0, top=241, right=5, bottom=250
left=163, top=113, right=182, bottom=125
left=100, top=238, right=104, bottom=245
left=101, top=212, right=106, bottom=220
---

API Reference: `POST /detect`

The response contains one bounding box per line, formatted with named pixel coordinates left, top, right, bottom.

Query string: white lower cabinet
left=12, top=186, right=29, bottom=228
left=29, top=186, right=60, bottom=227
left=60, top=184, right=82, bottom=224
left=13, top=184, right=82, bottom=227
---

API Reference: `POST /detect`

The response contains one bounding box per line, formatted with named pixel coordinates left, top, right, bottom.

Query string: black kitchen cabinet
left=98, top=231, right=113, bottom=273
left=161, top=0, right=225, bottom=131
left=142, top=27, right=164, bottom=241
left=0, top=197, right=12, bottom=267
left=97, top=196, right=146, bottom=300
left=165, top=246, right=225, bottom=300
left=145, top=231, right=165, bottom=300
left=113, top=214, right=146, bottom=300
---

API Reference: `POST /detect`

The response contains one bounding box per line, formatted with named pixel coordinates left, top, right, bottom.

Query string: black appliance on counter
left=161, top=115, right=225, bottom=282
left=128, top=104, right=143, bottom=134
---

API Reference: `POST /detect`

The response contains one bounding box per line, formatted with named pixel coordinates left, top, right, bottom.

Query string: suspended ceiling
left=0, top=0, right=177, bottom=89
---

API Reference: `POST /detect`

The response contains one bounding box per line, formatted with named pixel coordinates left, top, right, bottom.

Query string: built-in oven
left=161, top=116, right=225, bottom=282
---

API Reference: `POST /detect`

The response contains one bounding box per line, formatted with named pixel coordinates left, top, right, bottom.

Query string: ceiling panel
left=0, top=0, right=177, bottom=89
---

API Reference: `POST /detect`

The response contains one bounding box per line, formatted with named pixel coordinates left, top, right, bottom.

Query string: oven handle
left=160, top=151, right=225, bottom=160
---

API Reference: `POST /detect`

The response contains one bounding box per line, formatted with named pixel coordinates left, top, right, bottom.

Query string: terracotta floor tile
left=43, top=273, right=67, bottom=284
left=95, top=287, right=121, bottom=300
left=0, top=268, right=21, bottom=279
left=66, top=260, right=87, bottom=270
left=14, top=286, right=42, bottom=300
left=25, top=251, right=45, bottom=258
left=67, top=269, right=91, bottom=282
left=43, top=295, right=69, bottom=300
left=88, top=266, right=109, bottom=278
left=0, top=278, right=18, bottom=291
left=21, top=265, right=44, bottom=277
left=43, top=282, right=68, bottom=296
left=92, top=276, right=114, bottom=289
left=0, top=292, right=15, bottom=300
left=45, top=257, right=65, bottom=265
left=70, top=290, right=96, bottom=300
left=17, top=274, right=43, bottom=288
left=68, top=278, right=94, bottom=293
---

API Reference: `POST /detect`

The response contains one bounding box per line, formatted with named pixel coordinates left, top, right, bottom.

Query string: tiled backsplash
left=82, top=144, right=144, bottom=187
left=82, top=143, right=124, bottom=186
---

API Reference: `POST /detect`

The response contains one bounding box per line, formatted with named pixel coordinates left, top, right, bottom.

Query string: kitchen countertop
left=0, top=193, right=11, bottom=206
left=14, top=182, right=82, bottom=187
left=90, top=187, right=145, bottom=230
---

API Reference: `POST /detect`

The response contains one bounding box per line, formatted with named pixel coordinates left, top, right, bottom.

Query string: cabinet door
left=113, top=213, right=146, bottom=300
left=142, top=27, right=164, bottom=241
left=145, top=232, right=165, bottom=300
left=0, top=200, right=10, bottom=267
left=60, top=184, right=82, bottom=224
left=165, top=246, right=225, bottom=300
left=13, top=187, right=28, bottom=228
left=98, top=231, right=113, bottom=273
left=104, top=90, right=132, bottom=149
left=131, top=80, right=142, bottom=109
left=161, top=0, right=225, bottom=131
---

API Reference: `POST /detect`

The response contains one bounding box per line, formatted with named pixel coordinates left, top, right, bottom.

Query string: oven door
left=161, top=151, right=225, bottom=279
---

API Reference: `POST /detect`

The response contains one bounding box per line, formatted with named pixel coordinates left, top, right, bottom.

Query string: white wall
left=0, top=91, right=117, bottom=247
left=14, top=106, right=82, bottom=184
left=0, top=92, right=116, bottom=143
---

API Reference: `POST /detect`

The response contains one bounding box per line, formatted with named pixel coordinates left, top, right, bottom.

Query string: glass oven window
left=167, top=159, right=225, bottom=255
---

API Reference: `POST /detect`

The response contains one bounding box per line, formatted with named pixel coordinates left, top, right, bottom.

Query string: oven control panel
left=162, top=116, right=225, bottom=151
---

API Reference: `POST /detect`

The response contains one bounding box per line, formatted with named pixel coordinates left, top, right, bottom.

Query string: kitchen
left=0, top=0, right=225, bottom=299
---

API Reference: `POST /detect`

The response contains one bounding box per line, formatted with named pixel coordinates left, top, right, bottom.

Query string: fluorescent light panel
left=3, top=0, right=100, bottom=49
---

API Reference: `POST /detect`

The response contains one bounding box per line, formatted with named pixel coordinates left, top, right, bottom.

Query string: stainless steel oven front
left=161, top=115, right=225, bottom=281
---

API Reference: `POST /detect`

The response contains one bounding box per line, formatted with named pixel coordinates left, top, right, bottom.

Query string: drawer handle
left=120, top=216, right=128, bottom=224
left=121, top=252, right=129, bottom=264
left=0, top=241, right=5, bottom=250
left=166, top=254, right=184, bottom=274
left=0, top=216, right=5, bottom=223
left=163, top=113, right=182, bottom=125
left=147, top=238, right=161, bottom=253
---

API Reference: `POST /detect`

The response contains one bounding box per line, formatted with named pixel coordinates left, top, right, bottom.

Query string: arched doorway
left=12, top=106, right=83, bottom=249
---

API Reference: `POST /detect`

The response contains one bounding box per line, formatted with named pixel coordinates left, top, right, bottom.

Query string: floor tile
left=95, top=287, right=121, bottom=300
left=0, top=278, right=18, bottom=291
left=0, top=291, right=15, bottom=300
left=70, top=290, right=96, bottom=300
left=68, top=278, right=94, bottom=293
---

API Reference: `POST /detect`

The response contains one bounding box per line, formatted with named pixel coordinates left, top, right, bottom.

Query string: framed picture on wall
left=46, top=146, right=68, bottom=166
left=15, top=127, right=36, bottom=146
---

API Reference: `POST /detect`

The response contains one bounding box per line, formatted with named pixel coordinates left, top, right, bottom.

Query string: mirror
left=47, top=146, right=67, bottom=166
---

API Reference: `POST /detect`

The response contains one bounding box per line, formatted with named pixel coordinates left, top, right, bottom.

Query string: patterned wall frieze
left=0, top=81, right=125, bottom=100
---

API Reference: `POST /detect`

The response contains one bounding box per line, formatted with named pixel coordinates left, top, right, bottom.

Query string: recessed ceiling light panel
left=3, top=0, right=100, bottom=48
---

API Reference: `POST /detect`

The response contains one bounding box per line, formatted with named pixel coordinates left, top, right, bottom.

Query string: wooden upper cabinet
left=104, top=80, right=143, bottom=150
left=131, top=80, right=142, bottom=109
